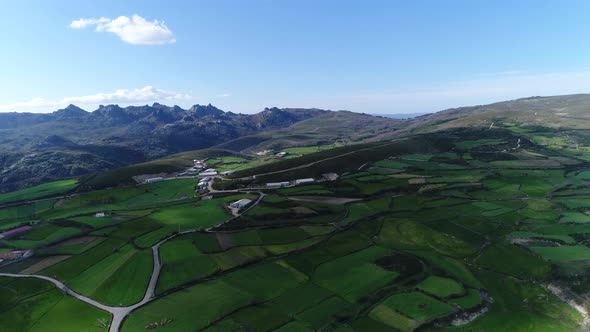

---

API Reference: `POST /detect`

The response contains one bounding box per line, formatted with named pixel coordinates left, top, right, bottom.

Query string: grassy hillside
left=393, top=94, right=590, bottom=136
left=2, top=126, right=588, bottom=332
left=7, top=94, right=590, bottom=332
left=215, top=111, right=402, bottom=153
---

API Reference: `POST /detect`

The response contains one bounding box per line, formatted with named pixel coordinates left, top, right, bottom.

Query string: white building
left=230, top=198, right=253, bottom=209
left=266, top=181, right=290, bottom=189
left=95, top=212, right=106, bottom=218
left=199, top=171, right=217, bottom=177
left=294, top=178, right=315, bottom=185
left=145, top=177, right=164, bottom=184
left=276, top=152, right=288, bottom=157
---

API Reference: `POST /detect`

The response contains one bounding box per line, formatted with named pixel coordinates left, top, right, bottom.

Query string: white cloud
left=70, top=17, right=109, bottom=29
left=0, top=86, right=192, bottom=113
left=70, top=15, right=176, bottom=45
left=216, top=93, right=231, bottom=98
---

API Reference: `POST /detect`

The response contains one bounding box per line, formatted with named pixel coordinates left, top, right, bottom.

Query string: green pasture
left=0, top=179, right=78, bottom=205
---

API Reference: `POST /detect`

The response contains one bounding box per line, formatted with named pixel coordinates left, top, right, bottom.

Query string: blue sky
left=3, top=0, right=590, bottom=114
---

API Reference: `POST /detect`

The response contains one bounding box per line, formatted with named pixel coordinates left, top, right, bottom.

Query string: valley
left=2, top=106, right=590, bottom=331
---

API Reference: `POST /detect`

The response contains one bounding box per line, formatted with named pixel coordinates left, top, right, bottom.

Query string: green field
left=417, top=276, right=465, bottom=298
left=0, top=179, right=79, bottom=205
left=374, top=292, right=456, bottom=324
left=312, top=246, right=398, bottom=302
left=123, top=280, right=252, bottom=332
left=0, top=277, right=111, bottom=332
left=0, top=126, right=588, bottom=332
left=530, top=245, right=590, bottom=262
left=156, top=239, right=218, bottom=293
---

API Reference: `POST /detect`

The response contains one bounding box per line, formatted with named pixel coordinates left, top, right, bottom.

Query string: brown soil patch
left=216, top=233, right=234, bottom=250
left=21, top=255, right=71, bottom=274
left=408, top=178, right=427, bottom=185
left=290, top=206, right=318, bottom=215
left=52, top=236, right=97, bottom=248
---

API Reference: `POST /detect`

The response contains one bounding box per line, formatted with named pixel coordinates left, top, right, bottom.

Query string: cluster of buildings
left=198, top=168, right=218, bottom=177
left=193, top=159, right=205, bottom=169
left=176, top=159, right=209, bottom=177
left=197, top=177, right=212, bottom=191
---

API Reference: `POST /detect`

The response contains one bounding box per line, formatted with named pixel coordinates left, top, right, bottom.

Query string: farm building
left=0, top=249, right=33, bottom=260
left=197, top=181, right=208, bottom=191
left=0, top=225, right=33, bottom=239
left=199, top=169, right=217, bottom=177
left=193, top=160, right=205, bottom=169
left=145, top=177, right=164, bottom=184
left=266, top=181, right=290, bottom=189
left=199, top=172, right=217, bottom=177
left=95, top=212, right=106, bottom=218
left=294, top=178, right=315, bottom=185
left=276, top=152, right=288, bottom=157
left=230, top=198, right=253, bottom=209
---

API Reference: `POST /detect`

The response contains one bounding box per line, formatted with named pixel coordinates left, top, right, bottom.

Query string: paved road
left=0, top=188, right=265, bottom=332
left=0, top=272, right=116, bottom=312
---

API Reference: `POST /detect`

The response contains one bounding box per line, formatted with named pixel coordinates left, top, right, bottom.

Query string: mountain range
left=4, top=93, right=590, bottom=192
left=0, top=103, right=397, bottom=191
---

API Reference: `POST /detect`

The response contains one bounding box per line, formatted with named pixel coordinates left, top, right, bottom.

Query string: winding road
left=0, top=188, right=265, bottom=332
